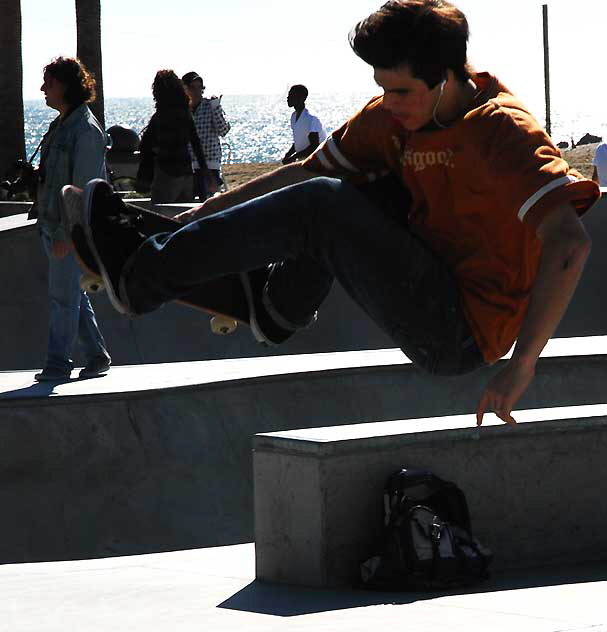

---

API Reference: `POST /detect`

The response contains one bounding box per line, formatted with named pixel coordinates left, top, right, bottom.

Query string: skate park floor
left=2, top=543, right=606, bottom=631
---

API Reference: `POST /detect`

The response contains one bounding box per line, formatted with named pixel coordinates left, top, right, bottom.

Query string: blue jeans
left=126, top=176, right=484, bottom=376
left=41, top=230, right=110, bottom=372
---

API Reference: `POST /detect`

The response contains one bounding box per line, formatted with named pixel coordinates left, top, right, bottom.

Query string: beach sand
left=223, top=143, right=599, bottom=188
left=222, top=162, right=280, bottom=189
left=562, top=143, right=598, bottom=180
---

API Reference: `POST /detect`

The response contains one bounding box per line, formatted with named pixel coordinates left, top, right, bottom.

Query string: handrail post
left=543, top=4, right=552, bottom=136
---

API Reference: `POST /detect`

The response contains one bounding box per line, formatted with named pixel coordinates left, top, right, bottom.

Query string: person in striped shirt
left=182, top=71, right=231, bottom=200
left=92, top=0, right=600, bottom=425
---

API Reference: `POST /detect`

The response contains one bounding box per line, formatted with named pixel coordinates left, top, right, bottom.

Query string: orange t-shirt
left=302, top=73, right=600, bottom=364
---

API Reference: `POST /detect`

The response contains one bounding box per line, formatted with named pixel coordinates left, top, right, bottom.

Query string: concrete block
left=254, top=406, right=607, bottom=587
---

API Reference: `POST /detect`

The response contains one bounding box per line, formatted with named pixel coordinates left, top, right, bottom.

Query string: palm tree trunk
left=0, top=0, right=25, bottom=179
left=75, top=0, right=105, bottom=127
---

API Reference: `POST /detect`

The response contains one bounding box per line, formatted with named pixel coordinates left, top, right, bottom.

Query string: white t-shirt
left=592, top=142, right=607, bottom=186
left=291, top=108, right=327, bottom=152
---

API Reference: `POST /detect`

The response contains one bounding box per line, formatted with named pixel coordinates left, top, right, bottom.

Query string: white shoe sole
left=82, top=179, right=132, bottom=316
left=240, top=272, right=273, bottom=346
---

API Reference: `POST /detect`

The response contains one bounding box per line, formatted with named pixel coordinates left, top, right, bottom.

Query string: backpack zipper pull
left=431, top=518, right=443, bottom=542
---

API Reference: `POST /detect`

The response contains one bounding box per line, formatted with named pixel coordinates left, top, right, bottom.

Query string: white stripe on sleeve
left=326, top=136, right=360, bottom=173
left=518, top=175, right=578, bottom=222
left=316, top=146, right=334, bottom=171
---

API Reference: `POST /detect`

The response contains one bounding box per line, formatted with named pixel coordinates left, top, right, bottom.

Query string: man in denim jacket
left=32, top=56, right=111, bottom=381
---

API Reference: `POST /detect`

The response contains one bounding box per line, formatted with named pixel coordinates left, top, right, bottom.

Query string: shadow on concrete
left=218, top=561, right=607, bottom=616
left=0, top=379, right=74, bottom=399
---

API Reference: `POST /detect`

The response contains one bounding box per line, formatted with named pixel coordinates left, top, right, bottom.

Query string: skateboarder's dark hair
left=152, top=70, right=191, bottom=111
left=44, top=57, right=96, bottom=107
left=349, top=0, right=471, bottom=89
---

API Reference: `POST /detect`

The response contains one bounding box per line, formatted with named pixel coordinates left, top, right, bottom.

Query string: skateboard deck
left=61, top=186, right=250, bottom=335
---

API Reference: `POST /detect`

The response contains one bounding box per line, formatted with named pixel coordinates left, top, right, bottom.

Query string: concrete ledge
left=253, top=406, right=607, bottom=587
left=0, top=201, right=32, bottom=218
left=4, top=337, right=607, bottom=411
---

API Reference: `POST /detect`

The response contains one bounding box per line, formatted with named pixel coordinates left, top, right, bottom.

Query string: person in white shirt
left=282, top=85, right=327, bottom=165
left=592, top=142, right=607, bottom=186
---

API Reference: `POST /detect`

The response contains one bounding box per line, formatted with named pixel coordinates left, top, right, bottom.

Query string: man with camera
left=31, top=56, right=111, bottom=382
left=182, top=71, right=231, bottom=201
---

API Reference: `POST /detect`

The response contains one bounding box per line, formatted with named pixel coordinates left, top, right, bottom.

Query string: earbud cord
left=432, top=79, right=448, bottom=129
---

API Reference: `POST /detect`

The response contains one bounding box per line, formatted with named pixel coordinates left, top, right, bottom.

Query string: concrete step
left=254, top=403, right=607, bottom=587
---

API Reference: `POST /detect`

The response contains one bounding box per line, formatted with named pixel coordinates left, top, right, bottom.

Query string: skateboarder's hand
left=175, top=205, right=201, bottom=223
left=476, top=359, right=536, bottom=426
left=52, top=240, right=69, bottom=259
left=175, top=202, right=215, bottom=224
left=176, top=193, right=229, bottom=223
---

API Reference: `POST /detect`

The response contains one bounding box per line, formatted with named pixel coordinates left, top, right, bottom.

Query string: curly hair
left=152, top=70, right=190, bottom=111
left=44, top=56, right=96, bottom=107
left=350, top=0, right=471, bottom=89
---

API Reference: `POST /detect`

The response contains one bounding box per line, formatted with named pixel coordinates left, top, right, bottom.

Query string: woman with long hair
left=138, top=70, right=208, bottom=206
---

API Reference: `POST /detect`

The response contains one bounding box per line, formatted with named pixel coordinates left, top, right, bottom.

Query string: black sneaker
left=262, top=262, right=319, bottom=332
left=83, top=179, right=146, bottom=316
left=240, top=268, right=294, bottom=346
left=34, top=367, right=72, bottom=382
left=79, top=355, right=111, bottom=379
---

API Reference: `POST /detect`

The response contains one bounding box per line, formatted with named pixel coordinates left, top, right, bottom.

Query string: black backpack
left=360, top=468, right=492, bottom=590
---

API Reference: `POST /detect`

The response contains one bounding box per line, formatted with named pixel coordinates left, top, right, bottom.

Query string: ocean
left=23, top=92, right=606, bottom=164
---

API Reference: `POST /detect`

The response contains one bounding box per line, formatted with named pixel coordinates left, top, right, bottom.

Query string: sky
left=21, top=0, right=607, bottom=119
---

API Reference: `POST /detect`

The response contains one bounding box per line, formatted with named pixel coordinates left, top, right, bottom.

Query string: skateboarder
left=74, top=0, right=599, bottom=425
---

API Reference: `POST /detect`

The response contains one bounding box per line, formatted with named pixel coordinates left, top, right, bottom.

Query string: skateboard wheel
left=210, top=316, right=238, bottom=335
left=80, top=273, right=104, bottom=294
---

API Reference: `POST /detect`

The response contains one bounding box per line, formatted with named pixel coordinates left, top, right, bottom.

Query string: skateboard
left=60, top=186, right=249, bottom=336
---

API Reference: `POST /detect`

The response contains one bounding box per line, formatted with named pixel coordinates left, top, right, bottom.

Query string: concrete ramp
left=1, top=339, right=607, bottom=564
